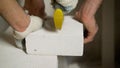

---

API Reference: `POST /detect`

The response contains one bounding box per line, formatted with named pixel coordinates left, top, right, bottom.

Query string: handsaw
left=43, top=8, right=64, bottom=31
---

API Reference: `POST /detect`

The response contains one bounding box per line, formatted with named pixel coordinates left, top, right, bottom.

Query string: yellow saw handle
left=53, top=9, right=64, bottom=30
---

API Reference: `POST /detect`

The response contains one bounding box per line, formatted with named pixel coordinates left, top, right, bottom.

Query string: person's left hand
left=74, top=11, right=98, bottom=44
left=24, top=0, right=46, bottom=19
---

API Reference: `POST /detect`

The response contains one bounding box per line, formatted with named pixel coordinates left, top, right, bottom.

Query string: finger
left=84, top=26, right=98, bottom=44
left=84, top=32, right=94, bottom=44
left=74, top=12, right=81, bottom=20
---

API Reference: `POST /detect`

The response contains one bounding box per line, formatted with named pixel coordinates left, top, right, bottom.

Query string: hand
left=24, top=0, right=46, bottom=19
left=75, top=11, right=98, bottom=44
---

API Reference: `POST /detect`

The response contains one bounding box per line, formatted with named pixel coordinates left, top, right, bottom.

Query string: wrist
left=13, top=15, right=43, bottom=40
left=77, top=11, right=95, bottom=24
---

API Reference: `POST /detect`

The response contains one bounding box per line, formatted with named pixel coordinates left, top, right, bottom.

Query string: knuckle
left=89, top=39, right=93, bottom=42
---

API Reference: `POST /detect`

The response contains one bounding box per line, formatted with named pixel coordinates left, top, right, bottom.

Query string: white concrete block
left=26, top=16, right=84, bottom=56
left=0, top=34, right=58, bottom=68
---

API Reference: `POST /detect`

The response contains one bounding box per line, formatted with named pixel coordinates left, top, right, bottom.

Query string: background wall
left=115, top=0, right=120, bottom=67
left=102, top=0, right=115, bottom=68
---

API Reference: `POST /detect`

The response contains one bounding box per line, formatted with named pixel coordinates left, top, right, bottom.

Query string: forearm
left=0, top=0, right=30, bottom=32
left=79, top=0, right=103, bottom=19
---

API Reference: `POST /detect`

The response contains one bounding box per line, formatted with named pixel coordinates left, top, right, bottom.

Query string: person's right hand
left=24, top=0, right=46, bottom=19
